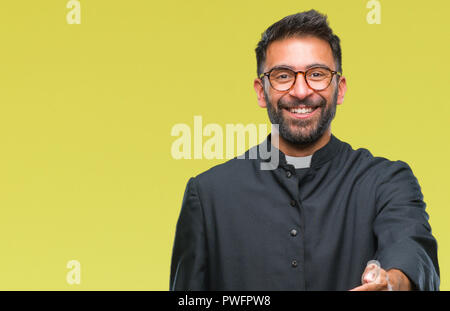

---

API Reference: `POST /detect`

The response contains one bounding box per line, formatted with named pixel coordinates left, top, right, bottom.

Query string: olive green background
left=0, top=0, right=448, bottom=290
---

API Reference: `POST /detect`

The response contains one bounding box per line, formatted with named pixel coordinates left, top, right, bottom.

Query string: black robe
left=170, top=134, right=440, bottom=290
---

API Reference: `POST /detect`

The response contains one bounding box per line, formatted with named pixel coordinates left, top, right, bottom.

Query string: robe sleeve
left=170, top=177, right=209, bottom=290
left=373, top=161, right=440, bottom=290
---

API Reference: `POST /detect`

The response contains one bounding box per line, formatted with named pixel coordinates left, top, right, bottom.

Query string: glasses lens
left=306, top=67, right=332, bottom=90
left=269, top=68, right=296, bottom=91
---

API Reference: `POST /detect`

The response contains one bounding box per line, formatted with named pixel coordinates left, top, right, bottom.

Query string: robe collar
left=258, top=132, right=343, bottom=170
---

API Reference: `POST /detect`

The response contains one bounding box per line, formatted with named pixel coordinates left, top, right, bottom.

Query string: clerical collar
left=259, top=133, right=343, bottom=169
left=285, top=154, right=312, bottom=169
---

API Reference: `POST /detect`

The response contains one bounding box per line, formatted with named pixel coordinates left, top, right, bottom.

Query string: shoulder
left=339, top=140, right=414, bottom=176
left=197, top=155, right=257, bottom=184
left=188, top=146, right=260, bottom=191
left=338, top=140, right=420, bottom=196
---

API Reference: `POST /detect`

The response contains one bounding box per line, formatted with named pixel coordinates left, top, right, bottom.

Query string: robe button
left=291, top=260, right=298, bottom=268
left=290, top=200, right=296, bottom=207
left=290, top=229, right=298, bottom=237
left=286, top=171, right=292, bottom=178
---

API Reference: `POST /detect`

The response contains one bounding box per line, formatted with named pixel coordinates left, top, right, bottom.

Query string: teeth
left=289, top=107, right=315, bottom=114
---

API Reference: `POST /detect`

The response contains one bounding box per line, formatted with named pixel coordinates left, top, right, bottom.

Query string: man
left=170, top=10, right=440, bottom=291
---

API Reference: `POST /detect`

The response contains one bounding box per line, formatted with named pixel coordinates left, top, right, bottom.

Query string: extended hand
left=350, top=262, right=412, bottom=291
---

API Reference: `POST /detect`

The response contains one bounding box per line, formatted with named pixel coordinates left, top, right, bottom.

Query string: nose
left=288, top=72, right=314, bottom=99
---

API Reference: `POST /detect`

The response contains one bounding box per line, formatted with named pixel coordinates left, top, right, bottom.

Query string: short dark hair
left=255, top=10, right=342, bottom=77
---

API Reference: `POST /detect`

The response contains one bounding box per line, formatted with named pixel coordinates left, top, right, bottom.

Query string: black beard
left=264, top=87, right=338, bottom=146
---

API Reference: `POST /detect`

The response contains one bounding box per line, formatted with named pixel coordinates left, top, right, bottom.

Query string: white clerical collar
left=284, top=154, right=312, bottom=169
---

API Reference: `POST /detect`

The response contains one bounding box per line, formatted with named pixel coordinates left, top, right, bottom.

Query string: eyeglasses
left=259, top=66, right=341, bottom=92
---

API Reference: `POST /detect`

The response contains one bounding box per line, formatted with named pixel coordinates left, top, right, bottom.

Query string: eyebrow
left=267, top=63, right=332, bottom=72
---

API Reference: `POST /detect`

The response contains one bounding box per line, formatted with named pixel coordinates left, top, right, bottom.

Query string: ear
left=254, top=78, right=267, bottom=108
left=336, top=76, right=347, bottom=106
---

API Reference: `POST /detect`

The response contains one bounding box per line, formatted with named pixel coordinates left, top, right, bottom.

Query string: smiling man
left=170, top=10, right=440, bottom=291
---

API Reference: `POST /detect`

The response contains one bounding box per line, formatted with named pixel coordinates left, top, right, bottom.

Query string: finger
left=376, top=268, right=388, bottom=284
left=361, top=261, right=381, bottom=284
left=362, top=267, right=378, bottom=283
left=350, top=283, right=380, bottom=291
left=351, top=271, right=390, bottom=291
left=374, top=268, right=390, bottom=290
left=350, top=281, right=387, bottom=291
left=384, top=272, right=393, bottom=291
left=363, top=267, right=388, bottom=286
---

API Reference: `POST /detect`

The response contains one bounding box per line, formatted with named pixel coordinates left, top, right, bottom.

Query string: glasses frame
left=259, top=66, right=342, bottom=92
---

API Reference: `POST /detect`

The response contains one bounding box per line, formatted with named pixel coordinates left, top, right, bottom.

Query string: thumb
left=361, top=260, right=381, bottom=284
